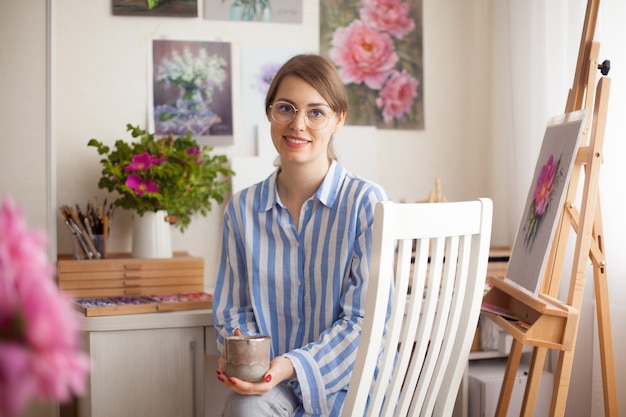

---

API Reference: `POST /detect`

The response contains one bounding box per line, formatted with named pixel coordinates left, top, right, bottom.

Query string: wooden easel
left=481, top=0, right=618, bottom=415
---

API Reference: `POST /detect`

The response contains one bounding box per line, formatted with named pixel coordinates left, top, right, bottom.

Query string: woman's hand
left=216, top=352, right=296, bottom=396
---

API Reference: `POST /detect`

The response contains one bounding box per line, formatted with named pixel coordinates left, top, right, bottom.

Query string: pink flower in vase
left=186, top=147, right=201, bottom=157
left=0, top=194, right=90, bottom=417
left=126, top=174, right=159, bottom=196
left=123, top=152, right=161, bottom=171
left=186, top=147, right=202, bottom=165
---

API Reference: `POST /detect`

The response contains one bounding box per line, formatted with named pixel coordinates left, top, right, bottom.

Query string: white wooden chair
left=342, top=199, right=493, bottom=417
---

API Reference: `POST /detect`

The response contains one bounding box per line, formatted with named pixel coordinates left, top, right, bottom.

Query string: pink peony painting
left=506, top=111, right=586, bottom=294
left=320, top=0, right=424, bottom=129
left=523, top=154, right=561, bottom=248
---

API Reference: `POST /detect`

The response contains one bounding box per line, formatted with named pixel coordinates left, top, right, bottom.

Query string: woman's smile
left=283, top=134, right=311, bottom=147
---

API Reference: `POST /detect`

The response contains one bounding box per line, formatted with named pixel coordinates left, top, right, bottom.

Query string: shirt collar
left=261, top=161, right=347, bottom=211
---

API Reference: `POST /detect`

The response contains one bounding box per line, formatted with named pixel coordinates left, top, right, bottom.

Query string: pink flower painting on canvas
left=321, top=0, right=423, bottom=129
left=329, top=19, right=399, bottom=89
left=523, top=153, right=563, bottom=249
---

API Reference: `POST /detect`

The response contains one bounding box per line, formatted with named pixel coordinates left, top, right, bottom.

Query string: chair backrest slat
left=341, top=198, right=493, bottom=417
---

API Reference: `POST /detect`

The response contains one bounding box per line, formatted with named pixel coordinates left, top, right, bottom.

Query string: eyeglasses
left=269, top=101, right=334, bottom=130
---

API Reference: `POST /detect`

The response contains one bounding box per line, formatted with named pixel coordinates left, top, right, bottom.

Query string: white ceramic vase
left=131, top=210, right=172, bottom=258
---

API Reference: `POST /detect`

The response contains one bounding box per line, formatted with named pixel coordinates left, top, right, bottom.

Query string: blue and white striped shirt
left=213, top=161, right=388, bottom=416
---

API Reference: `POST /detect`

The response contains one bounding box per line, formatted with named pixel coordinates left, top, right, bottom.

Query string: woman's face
left=268, top=75, right=345, bottom=167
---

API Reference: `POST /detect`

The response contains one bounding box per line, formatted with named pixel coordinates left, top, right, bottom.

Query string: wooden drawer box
left=57, top=252, right=211, bottom=316
left=57, top=252, right=204, bottom=299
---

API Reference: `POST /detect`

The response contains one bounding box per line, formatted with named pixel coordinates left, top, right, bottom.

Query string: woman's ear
left=333, top=110, right=347, bottom=133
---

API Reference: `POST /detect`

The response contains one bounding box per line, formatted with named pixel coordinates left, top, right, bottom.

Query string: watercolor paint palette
left=74, top=292, right=213, bottom=317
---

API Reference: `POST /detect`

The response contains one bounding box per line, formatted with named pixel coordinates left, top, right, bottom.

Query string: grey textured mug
left=224, top=335, right=271, bottom=382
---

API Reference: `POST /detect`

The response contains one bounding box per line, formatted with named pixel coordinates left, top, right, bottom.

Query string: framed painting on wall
left=148, top=39, right=234, bottom=146
left=320, top=0, right=424, bottom=130
left=204, top=0, right=302, bottom=23
left=506, top=110, right=587, bottom=294
left=112, top=0, right=198, bottom=17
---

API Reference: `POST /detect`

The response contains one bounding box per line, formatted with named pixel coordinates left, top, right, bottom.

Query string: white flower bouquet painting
left=204, top=0, right=302, bottom=23
left=149, top=39, right=234, bottom=146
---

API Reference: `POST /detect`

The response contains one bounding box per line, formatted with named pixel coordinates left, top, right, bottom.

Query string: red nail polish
left=217, top=374, right=225, bottom=382
left=229, top=377, right=236, bottom=384
left=265, top=374, right=272, bottom=382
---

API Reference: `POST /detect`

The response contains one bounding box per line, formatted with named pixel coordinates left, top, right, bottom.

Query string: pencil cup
left=224, top=335, right=271, bottom=382
left=91, top=234, right=107, bottom=259
left=71, top=234, right=107, bottom=260
left=71, top=236, right=86, bottom=260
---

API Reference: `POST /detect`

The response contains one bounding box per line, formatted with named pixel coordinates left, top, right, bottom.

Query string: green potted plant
left=88, top=124, right=233, bottom=233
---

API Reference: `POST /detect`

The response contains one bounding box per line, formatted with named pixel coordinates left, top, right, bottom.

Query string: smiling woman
left=213, top=54, right=389, bottom=417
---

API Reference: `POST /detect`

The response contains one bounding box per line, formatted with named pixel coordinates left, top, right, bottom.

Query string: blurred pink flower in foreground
left=0, top=194, right=90, bottom=417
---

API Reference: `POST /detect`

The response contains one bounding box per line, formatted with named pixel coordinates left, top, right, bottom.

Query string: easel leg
left=519, top=346, right=547, bottom=417
left=549, top=349, right=575, bottom=417
left=495, top=339, right=523, bottom=417
left=592, top=202, right=618, bottom=416
left=594, top=267, right=618, bottom=416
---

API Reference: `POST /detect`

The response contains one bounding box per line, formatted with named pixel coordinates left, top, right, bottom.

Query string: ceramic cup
left=224, top=335, right=271, bottom=382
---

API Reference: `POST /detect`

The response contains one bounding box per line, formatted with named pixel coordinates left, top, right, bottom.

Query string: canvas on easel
left=506, top=110, right=587, bottom=294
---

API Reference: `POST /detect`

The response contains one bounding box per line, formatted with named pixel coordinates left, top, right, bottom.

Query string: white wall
left=0, top=1, right=52, bottom=233
left=2, top=1, right=625, bottom=416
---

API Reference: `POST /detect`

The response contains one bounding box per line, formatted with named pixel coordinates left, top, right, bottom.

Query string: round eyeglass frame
left=269, top=101, right=334, bottom=130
